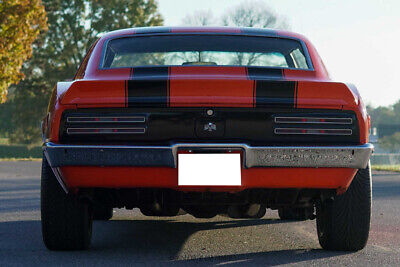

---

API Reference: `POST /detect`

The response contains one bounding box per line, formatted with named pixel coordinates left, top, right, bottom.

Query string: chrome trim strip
left=274, top=117, right=353, bottom=124
left=274, top=128, right=352, bottom=136
left=43, top=142, right=373, bottom=169
left=67, top=116, right=146, bottom=123
left=66, top=127, right=146, bottom=135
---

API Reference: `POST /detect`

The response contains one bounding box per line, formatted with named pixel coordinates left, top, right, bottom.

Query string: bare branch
left=222, top=1, right=289, bottom=30
left=181, top=10, right=215, bottom=26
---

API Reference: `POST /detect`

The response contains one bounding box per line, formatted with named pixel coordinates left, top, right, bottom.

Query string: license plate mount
left=178, top=153, right=241, bottom=186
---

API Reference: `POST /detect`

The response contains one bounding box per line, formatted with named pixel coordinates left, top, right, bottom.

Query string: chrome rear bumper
left=43, top=142, right=373, bottom=169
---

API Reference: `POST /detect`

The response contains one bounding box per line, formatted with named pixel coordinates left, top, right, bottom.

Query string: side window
left=290, top=48, right=308, bottom=69
left=250, top=52, right=288, bottom=68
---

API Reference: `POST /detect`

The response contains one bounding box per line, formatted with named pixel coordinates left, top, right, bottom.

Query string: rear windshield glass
left=101, top=35, right=311, bottom=69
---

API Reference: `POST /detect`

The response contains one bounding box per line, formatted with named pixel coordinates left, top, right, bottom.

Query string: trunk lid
left=60, top=67, right=358, bottom=110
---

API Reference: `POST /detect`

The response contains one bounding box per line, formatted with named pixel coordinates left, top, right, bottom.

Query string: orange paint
left=296, top=81, right=357, bottom=110
left=59, top=166, right=357, bottom=192
left=61, top=80, right=126, bottom=107
left=169, top=66, right=253, bottom=107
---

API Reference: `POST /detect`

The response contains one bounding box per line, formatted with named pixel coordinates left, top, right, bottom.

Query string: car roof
left=99, top=26, right=307, bottom=42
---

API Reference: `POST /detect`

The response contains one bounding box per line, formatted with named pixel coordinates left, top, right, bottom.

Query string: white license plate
left=178, top=153, right=241, bottom=186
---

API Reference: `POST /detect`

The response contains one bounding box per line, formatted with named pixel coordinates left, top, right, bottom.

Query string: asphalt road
left=1, top=161, right=399, bottom=266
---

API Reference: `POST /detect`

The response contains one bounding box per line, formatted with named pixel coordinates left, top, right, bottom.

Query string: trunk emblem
left=204, top=122, right=217, bottom=132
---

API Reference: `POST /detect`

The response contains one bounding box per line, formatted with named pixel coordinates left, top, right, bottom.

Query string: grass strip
left=372, top=165, right=400, bottom=172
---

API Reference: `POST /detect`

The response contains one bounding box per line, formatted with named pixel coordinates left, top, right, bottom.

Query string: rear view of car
left=41, top=27, right=373, bottom=251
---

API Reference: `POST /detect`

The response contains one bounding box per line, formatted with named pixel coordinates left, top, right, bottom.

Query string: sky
left=158, top=0, right=400, bottom=107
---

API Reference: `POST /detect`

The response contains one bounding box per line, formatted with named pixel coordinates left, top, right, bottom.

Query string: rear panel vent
left=65, top=114, right=147, bottom=136
left=274, top=117, right=352, bottom=125
left=67, top=127, right=146, bottom=135
left=274, top=128, right=352, bottom=136
left=273, top=115, right=354, bottom=136
left=67, top=116, right=145, bottom=123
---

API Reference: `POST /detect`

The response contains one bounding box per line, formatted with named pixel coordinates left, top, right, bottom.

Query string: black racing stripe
left=246, top=67, right=295, bottom=108
left=247, top=67, right=284, bottom=80
left=254, top=81, right=296, bottom=108
left=127, top=67, right=169, bottom=107
left=130, top=67, right=169, bottom=80
left=127, top=80, right=168, bottom=107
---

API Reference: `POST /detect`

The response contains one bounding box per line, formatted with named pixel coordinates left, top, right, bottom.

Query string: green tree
left=367, top=100, right=400, bottom=153
left=379, top=132, right=400, bottom=152
left=9, top=0, right=163, bottom=144
left=367, top=99, right=400, bottom=128
left=0, top=0, right=47, bottom=103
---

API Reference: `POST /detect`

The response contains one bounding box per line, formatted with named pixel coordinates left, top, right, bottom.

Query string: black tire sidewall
left=41, top=155, right=93, bottom=250
left=316, top=163, right=372, bottom=251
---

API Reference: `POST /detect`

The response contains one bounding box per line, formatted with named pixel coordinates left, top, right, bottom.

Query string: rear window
left=101, top=35, right=311, bottom=69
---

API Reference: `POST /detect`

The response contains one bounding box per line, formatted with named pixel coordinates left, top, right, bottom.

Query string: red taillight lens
left=274, top=117, right=352, bottom=124
left=67, top=127, right=146, bottom=134
left=67, top=116, right=146, bottom=123
left=274, top=128, right=352, bottom=135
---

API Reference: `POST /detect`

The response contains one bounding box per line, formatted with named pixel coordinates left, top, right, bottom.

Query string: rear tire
left=316, top=164, right=372, bottom=251
left=41, top=155, right=93, bottom=250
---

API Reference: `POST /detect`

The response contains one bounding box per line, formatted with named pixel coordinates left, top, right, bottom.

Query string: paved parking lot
left=1, top=161, right=399, bottom=266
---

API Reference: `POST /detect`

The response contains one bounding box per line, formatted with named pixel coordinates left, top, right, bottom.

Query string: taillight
left=273, top=115, right=354, bottom=136
left=67, top=116, right=145, bottom=123
left=67, top=127, right=146, bottom=134
left=65, top=115, right=147, bottom=135
left=274, top=117, right=352, bottom=124
left=274, top=128, right=352, bottom=135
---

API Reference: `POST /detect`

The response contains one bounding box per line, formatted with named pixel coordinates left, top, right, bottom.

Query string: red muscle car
left=41, top=27, right=373, bottom=251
